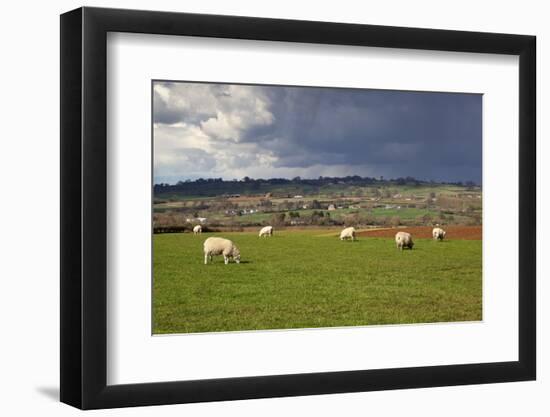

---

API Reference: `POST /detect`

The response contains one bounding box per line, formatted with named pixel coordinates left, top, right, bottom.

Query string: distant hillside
left=154, top=176, right=478, bottom=200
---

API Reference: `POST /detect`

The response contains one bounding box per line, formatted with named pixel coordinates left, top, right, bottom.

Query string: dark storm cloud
left=153, top=81, right=482, bottom=183
left=243, top=86, right=482, bottom=182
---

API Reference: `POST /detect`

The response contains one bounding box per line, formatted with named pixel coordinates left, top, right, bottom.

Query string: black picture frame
left=60, top=6, right=536, bottom=410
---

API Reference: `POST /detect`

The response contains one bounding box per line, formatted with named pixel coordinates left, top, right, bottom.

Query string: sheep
left=193, top=225, right=202, bottom=235
left=395, top=231, right=414, bottom=250
left=203, top=237, right=241, bottom=265
left=259, top=225, right=274, bottom=237
left=340, top=226, right=356, bottom=241
left=432, top=227, right=446, bottom=241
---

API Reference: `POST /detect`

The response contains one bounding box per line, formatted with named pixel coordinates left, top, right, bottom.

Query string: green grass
left=370, top=207, right=438, bottom=219
left=153, top=231, right=482, bottom=334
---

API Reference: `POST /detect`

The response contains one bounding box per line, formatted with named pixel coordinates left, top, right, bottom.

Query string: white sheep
left=395, top=231, right=414, bottom=250
left=432, top=227, right=446, bottom=241
left=340, top=226, right=356, bottom=241
left=259, top=225, right=274, bottom=237
left=193, top=225, right=202, bottom=235
left=203, top=237, right=241, bottom=265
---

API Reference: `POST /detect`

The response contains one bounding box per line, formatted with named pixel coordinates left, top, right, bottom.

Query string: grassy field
left=153, top=230, right=482, bottom=334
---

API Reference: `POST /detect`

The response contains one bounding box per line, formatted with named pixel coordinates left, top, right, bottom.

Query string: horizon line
left=153, top=175, right=481, bottom=187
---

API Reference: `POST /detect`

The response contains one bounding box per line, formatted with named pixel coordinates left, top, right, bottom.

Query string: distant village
left=153, top=176, right=482, bottom=233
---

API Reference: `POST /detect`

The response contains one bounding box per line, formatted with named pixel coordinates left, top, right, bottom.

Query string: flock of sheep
left=198, top=224, right=447, bottom=265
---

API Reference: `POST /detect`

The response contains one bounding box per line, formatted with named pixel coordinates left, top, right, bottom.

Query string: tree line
left=154, top=175, right=477, bottom=197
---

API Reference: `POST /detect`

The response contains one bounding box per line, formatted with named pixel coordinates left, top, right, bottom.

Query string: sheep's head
left=233, top=247, right=241, bottom=263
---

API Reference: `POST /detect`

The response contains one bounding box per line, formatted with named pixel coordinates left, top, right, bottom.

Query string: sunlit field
left=153, top=229, right=482, bottom=334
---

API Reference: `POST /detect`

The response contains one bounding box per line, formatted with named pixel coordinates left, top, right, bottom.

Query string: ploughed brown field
left=357, top=226, right=482, bottom=240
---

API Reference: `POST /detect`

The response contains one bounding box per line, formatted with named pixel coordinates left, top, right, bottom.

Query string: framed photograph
left=60, top=6, right=536, bottom=409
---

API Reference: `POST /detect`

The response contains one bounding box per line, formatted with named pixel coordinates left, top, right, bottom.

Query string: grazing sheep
left=395, top=231, right=414, bottom=250
left=193, top=225, right=202, bottom=235
left=203, top=237, right=241, bottom=265
left=340, top=226, right=356, bottom=241
left=259, top=225, right=274, bottom=237
left=432, top=227, right=446, bottom=241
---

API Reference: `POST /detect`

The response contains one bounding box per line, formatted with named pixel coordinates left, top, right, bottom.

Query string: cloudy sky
left=153, top=81, right=482, bottom=184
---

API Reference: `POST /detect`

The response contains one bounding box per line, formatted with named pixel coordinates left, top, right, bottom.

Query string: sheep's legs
left=204, top=254, right=208, bottom=264
left=224, top=255, right=229, bottom=265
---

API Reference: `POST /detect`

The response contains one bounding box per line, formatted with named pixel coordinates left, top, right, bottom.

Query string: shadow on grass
left=205, top=260, right=253, bottom=265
